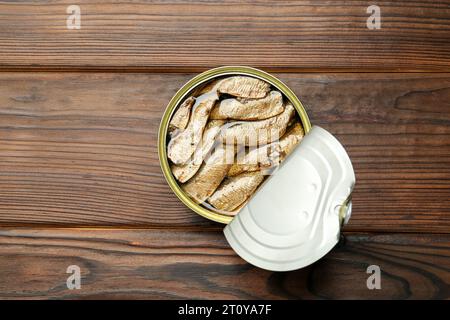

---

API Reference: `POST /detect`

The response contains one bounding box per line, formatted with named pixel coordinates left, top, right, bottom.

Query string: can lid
left=223, top=126, right=355, bottom=271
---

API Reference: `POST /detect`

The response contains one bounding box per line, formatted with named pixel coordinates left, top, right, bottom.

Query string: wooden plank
left=0, top=229, right=448, bottom=299
left=0, top=72, right=449, bottom=232
left=0, top=1, right=449, bottom=72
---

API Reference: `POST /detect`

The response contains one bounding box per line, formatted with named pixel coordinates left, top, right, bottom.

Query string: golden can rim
left=158, top=66, right=312, bottom=224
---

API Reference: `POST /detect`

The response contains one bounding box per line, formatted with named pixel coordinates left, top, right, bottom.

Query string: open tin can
left=158, top=66, right=355, bottom=271
left=158, top=66, right=312, bottom=224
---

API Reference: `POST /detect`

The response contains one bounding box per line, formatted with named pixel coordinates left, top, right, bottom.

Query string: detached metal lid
left=223, top=126, right=355, bottom=272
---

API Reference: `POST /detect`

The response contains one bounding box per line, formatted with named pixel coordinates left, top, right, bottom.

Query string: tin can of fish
left=158, top=66, right=312, bottom=224
left=158, top=66, right=355, bottom=271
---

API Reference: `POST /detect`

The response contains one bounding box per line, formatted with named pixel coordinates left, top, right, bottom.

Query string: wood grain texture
left=0, top=229, right=448, bottom=299
left=0, top=72, right=449, bottom=232
left=0, top=0, right=449, bottom=72
left=1, top=0, right=448, bottom=301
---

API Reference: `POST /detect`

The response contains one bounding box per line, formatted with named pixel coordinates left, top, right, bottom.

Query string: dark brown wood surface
left=0, top=0, right=449, bottom=72
left=0, top=0, right=449, bottom=300
left=0, top=229, right=448, bottom=299
left=0, top=72, right=449, bottom=232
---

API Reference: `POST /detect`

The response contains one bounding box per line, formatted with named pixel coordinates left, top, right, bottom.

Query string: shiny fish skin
left=228, top=144, right=280, bottom=177
left=217, top=76, right=271, bottom=98
left=171, top=120, right=225, bottom=183
left=167, top=91, right=218, bottom=165
left=181, top=144, right=234, bottom=204
left=207, top=172, right=265, bottom=212
left=219, top=103, right=295, bottom=146
left=168, top=96, right=195, bottom=133
left=228, top=122, right=304, bottom=176
left=210, top=91, right=284, bottom=120
left=278, top=122, right=304, bottom=158
left=197, top=76, right=270, bottom=99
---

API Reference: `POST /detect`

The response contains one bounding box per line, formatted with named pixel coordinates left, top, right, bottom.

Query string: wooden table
left=0, top=0, right=449, bottom=299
